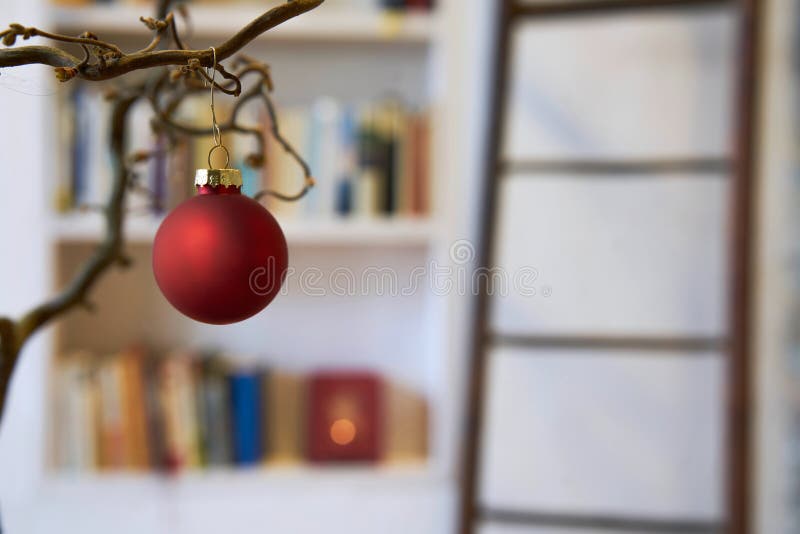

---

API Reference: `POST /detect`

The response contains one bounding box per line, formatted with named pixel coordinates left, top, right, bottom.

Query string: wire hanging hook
left=205, top=46, right=230, bottom=169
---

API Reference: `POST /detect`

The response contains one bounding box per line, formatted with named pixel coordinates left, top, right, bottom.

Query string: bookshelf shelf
left=45, top=463, right=438, bottom=490
left=51, top=214, right=437, bottom=246
left=50, top=4, right=436, bottom=46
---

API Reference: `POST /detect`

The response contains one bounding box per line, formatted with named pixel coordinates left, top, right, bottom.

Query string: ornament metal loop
left=207, top=144, right=231, bottom=170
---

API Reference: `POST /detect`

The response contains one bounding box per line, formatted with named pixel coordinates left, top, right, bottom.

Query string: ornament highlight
left=152, top=168, right=288, bottom=325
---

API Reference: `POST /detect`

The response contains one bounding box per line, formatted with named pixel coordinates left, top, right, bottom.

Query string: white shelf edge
left=42, top=462, right=443, bottom=492
left=50, top=213, right=437, bottom=247
left=50, top=4, right=436, bottom=45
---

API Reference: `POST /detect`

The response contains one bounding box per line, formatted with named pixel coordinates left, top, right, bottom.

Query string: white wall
left=0, top=0, right=51, bottom=531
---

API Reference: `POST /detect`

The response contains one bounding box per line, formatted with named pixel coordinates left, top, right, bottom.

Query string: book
left=96, top=354, right=127, bottom=469
left=395, top=105, right=414, bottom=215
left=264, top=371, right=306, bottom=463
left=380, top=0, right=407, bottom=9
left=335, top=177, right=354, bottom=216
left=380, top=0, right=436, bottom=10
left=53, top=352, right=98, bottom=471
left=372, top=100, right=404, bottom=215
left=307, top=371, right=383, bottom=463
left=70, top=85, right=90, bottom=208
left=304, top=98, right=341, bottom=219
left=406, top=0, right=435, bottom=10
left=54, top=88, right=75, bottom=213
left=384, top=382, right=427, bottom=462
left=356, top=105, right=383, bottom=216
left=334, top=106, right=359, bottom=217
left=158, top=351, right=201, bottom=471
left=118, top=346, right=150, bottom=469
left=229, top=365, right=263, bottom=465
left=88, top=93, right=113, bottom=209
left=355, top=168, right=380, bottom=217
left=125, top=98, right=157, bottom=214
left=408, top=112, right=430, bottom=216
left=197, top=356, right=232, bottom=466
left=142, top=354, right=167, bottom=469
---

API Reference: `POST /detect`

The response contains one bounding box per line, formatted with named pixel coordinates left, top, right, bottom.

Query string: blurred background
left=0, top=0, right=793, bottom=532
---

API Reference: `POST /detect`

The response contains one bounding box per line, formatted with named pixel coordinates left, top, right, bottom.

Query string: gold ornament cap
left=195, top=168, right=243, bottom=188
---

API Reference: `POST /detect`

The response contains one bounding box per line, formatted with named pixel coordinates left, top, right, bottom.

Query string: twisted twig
left=255, top=87, right=316, bottom=202
left=0, top=0, right=325, bottom=426
left=0, top=24, right=123, bottom=56
left=0, top=0, right=324, bottom=81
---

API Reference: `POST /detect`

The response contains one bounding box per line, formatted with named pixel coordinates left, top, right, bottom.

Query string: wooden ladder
left=458, top=0, right=762, bottom=533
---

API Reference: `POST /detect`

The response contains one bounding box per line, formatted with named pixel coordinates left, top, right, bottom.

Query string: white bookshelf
left=0, top=0, right=494, bottom=533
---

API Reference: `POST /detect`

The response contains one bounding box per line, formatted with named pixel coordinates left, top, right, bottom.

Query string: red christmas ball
left=152, top=176, right=288, bottom=325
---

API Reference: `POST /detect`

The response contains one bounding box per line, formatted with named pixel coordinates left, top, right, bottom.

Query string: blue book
left=71, top=86, right=89, bottom=207
left=335, top=106, right=357, bottom=217
left=335, top=176, right=353, bottom=216
left=229, top=370, right=262, bottom=466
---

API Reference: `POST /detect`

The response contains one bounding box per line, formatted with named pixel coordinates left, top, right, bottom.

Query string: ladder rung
left=511, top=0, right=734, bottom=19
left=500, top=157, right=732, bottom=175
left=480, top=508, right=723, bottom=533
left=488, top=333, right=727, bottom=352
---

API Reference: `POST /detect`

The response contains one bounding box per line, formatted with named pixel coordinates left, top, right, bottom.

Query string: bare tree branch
left=0, top=0, right=325, bottom=425
left=0, top=0, right=323, bottom=81
left=0, top=45, right=78, bottom=68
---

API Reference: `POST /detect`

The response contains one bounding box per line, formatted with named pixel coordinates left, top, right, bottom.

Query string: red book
left=307, top=372, right=382, bottom=462
left=406, top=0, right=434, bottom=10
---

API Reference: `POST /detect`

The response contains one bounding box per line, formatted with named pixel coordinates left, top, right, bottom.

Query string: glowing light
left=330, top=418, right=357, bottom=446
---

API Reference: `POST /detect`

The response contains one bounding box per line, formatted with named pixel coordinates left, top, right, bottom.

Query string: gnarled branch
left=0, top=0, right=325, bottom=426
left=0, top=0, right=323, bottom=81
